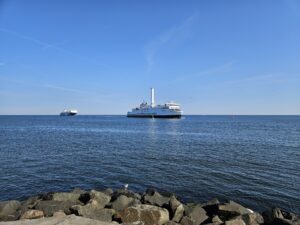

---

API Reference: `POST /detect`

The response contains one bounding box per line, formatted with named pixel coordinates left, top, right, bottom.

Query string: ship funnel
left=151, top=88, right=155, bottom=107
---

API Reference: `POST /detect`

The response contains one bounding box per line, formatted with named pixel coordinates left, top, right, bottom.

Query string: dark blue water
left=0, top=116, right=299, bottom=213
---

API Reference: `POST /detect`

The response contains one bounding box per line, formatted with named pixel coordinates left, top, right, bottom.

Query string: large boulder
left=20, top=196, right=39, bottom=214
left=241, top=212, right=264, bottom=225
left=164, top=221, right=180, bottom=225
left=0, top=214, right=118, bottom=225
left=169, top=196, right=184, bottom=222
left=202, top=199, right=220, bottom=217
left=262, top=208, right=299, bottom=225
left=90, top=190, right=111, bottom=207
left=111, top=190, right=141, bottom=202
left=180, top=216, right=195, bottom=225
left=225, top=217, right=247, bottom=225
left=143, top=191, right=170, bottom=207
left=0, top=201, right=21, bottom=221
left=52, top=192, right=81, bottom=202
left=71, top=200, right=115, bottom=222
left=117, top=204, right=169, bottom=225
left=218, top=201, right=252, bottom=221
left=111, top=195, right=135, bottom=211
left=34, top=200, right=79, bottom=216
left=182, top=204, right=208, bottom=225
left=20, top=209, right=44, bottom=220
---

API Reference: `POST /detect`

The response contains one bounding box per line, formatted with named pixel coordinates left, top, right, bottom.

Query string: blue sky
left=0, top=0, right=300, bottom=115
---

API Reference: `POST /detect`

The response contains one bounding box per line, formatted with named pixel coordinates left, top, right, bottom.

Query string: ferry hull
left=127, top=114, right=181, bottom=118
left=60, top=112, right=77, bottom=116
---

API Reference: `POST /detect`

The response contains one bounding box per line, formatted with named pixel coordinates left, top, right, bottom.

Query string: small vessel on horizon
left=60, top=109, right=78, bottom=116
left=127, top=88, right=182, bottom=118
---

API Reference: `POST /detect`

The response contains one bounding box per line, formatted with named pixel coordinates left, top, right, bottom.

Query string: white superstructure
left=127, top=88, right=182, bottom=118
left=60, top=109, right=78, bottom=116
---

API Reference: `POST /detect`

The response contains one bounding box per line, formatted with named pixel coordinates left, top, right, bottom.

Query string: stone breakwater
left=0, top=188, right=299, bottom=225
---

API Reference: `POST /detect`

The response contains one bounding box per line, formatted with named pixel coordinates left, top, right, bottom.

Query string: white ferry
left=60, top=109, right=78, bottom=116
left=127, top=88, right=182, bottom=118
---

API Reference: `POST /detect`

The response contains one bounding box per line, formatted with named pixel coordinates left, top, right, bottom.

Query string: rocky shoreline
left=0, top=187, right=298, bottom=225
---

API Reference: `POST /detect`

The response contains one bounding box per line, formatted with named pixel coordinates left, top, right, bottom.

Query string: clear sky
left=0, top=0, right=299, bottom=115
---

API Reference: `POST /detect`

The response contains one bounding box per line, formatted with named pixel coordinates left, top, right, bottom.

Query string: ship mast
left=151, top=88, right=155, bottom=107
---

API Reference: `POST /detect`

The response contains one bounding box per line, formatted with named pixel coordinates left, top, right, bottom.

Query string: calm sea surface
left=0, top=116, right=299, bottom=213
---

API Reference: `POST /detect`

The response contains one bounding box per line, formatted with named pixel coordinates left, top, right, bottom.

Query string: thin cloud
left=0, top=77, right=85, bottom=94
left=0, top=62, right=5, bottom=66
left=171, top=60, right=236, bottom=84
left=145, top=12, right=199, bottom=73
left=0, top=28, right=100, bottom=64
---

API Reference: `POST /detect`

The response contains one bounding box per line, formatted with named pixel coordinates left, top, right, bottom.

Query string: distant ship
left=60, top=109, right=78, bottom=116
left=127, top=88, right=182, bottom=118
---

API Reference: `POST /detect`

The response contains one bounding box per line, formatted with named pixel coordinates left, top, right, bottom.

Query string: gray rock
left=143, top=191, right=170, bottom=207
left=90, top=190, right=111, bottom=207
left=218, top=201, right=252, bottom=220
left=0, top=214, right=117, bottom=225
left=225, top=217, right=246, bottom=225
left=20, top=209, right=44, bottom=220
left=20, top=197, right=39, bottom=212
left=164, top=221, right=180, bottom=225
left=71, top=200, right=115, bottom=222
left=112, top=190, right=140, bottom=202
left=117, top=204, right=169, bottom=225
left=34, top=200, right=79, bottom=216
left=262, top=208, right=300, bottom=225
left=52, top=192, right=81, bottom=202
left=241, top=213, right=264, bottom=225
left=111, top=195, right=135, bottom=211
left=122, top=222, right=145, bottom=225
left=180, top=216, right=194, bottom=225
left=212, top=215, right=223, bottom=224
left=104, top=188, right=114, bottom=196
left=0, top=201, right=21, bottom=221
left=263, top=208, right=284, bottom=224
left=184, top=204, right=208, bottom=225
left=72, top=188, right=87, bottom=195
left=169, top=196, right=184, bottom=222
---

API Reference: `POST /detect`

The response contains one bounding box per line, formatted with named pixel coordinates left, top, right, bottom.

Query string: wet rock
left=52, top=192, right=81, bottom=202
left=38, top=192, right=53, bottom=201
left=0, top=200, right=21, bottom=221
left=218, top=201, right=252, bottom=220
left=263, top=208, right=284, bottom=224
left=145, top=188, right=156, bottom=196
left=90, top=190, right=111, bottom=207
left=0, top=214, right=117, bottom=225
left=20, top=210, right=44, bottom=220
left=143, top=191, right=170, bottom=207
left=111, top=195, right=135, bottom=211
left=184, top=204, right=208, bottom=225
left=117, top=204, right=169, bottom=225
left=263, top=208, right=300, bottom=225
left=71, top=200, right=115, bottom=222
left=34, top=200, right=79, bottom=216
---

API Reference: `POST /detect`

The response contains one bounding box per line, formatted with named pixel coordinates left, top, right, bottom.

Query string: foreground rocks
left=0, top=188, right=298, bottom=225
